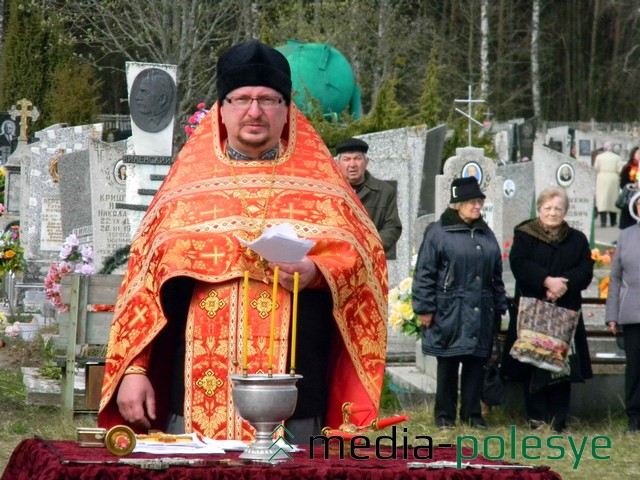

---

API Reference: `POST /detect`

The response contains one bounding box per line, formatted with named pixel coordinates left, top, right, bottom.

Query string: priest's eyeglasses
left=224, top=96, right=284, bottom=110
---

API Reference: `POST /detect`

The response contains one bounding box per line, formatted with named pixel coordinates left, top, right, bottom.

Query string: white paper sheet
left=131, top=435, right=302, bottom=455
left=236, top=224, right=314, bottom=263
left=133, top=433, right=226, bottom=455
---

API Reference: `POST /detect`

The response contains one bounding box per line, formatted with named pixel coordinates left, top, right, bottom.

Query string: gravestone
left=532, top=143, right=596, bottom=240
left=88, top=140, right=130, bottom=270
left=545, top=125, right=571, bottom=155
left=21, top=123, right=103, bottom=281
left=357, top=125, right=427, bottom=288
left=119, top=62, right=177, bottom=238
left=493, top=129, right=510, bottom=165
left=0, top=113, right=20, bottom=165
left=57, top=140, right=131, bottom=272
left=417, top=124, right=446, bottom=217
left=496, top=161, right=536, bottom=263
left=435, top=146, right=505, bottom=250
left=573, top=131, right=596, bottom=164
left=58, top=150, right=93, bottom=247
left=515, top=117, right=537, bottom=162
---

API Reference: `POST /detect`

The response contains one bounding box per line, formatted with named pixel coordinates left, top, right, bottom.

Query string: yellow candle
left=268, top=266, right=279, bottom=373
left=243, top=271, right=249, bottom=372
left=291, top=272, right=299, bottom=372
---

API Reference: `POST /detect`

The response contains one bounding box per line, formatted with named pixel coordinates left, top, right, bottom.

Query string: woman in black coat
left=412, top=177, right=508, bottom=429
left=505, top=187, right=594, bottom=433
left=619, top=146, right=639, bottom=230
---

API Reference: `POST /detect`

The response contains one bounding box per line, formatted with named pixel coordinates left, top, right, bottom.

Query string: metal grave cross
left=454, top=85, right=485, bottom=146
left=9, top=98, right=40, bottom=141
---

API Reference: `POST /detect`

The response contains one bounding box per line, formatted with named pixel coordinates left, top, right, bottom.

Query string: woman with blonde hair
left=505, top=187, right=594, bottom=432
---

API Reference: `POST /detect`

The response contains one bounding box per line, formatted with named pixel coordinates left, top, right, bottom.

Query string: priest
left=98, top=40, right=388, bottom=443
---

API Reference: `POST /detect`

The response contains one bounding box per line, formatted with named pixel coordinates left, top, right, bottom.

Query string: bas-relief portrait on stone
left=129, top=68, right=176, bottom=133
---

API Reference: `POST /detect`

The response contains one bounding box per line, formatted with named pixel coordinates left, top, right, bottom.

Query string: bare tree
left=531, top=0, right=540, bottom=118
left=61, top=0, right=242, bottom=129
left=479, top=0, right=489, bottom=98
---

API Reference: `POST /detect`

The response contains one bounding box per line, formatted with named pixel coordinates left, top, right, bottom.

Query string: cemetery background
left=0, top=75, right=636, bottom=480
left=1, top=3, right=640, bottom=473
left=0, top=67, right=634, bottom=410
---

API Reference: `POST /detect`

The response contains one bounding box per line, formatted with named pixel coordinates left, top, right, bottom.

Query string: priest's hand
left=269, top=257, right=318, bottom=291
left=117, top=374, right=156, bottom=430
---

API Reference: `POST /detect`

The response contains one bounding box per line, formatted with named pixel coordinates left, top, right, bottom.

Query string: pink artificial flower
left=75, top=264, right=96, bottom=275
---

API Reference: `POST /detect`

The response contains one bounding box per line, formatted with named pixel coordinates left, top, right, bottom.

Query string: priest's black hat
left=335, top=137, right=369, bottom=155
left=217, top=40, right=292, bottom=105
left=449, top=177, right=486, bottom=203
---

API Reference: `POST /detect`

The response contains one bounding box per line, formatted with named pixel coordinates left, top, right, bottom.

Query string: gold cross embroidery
left=353, top=301, right=369, bottom=324
left=132, top=305, right=148, bottom=325
left=199, top=290, right=226, bottom=318
left=201, top=246, right=225, bottom=265
left=201, top=205, right=223, bottom=218
left=285, top=162, right=308, bottom=177
left=283, top=203, right=306, bottom=219
left=250, top=291, right=279, bottom=319
left=195, top=369, right=224, bottom=396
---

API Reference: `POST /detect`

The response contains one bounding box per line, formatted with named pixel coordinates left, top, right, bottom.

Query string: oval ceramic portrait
left=556, top=163, right=574, bottom=187
left=461, top=162, right=482, bottom=185
left=114, top=161, right=127, bottom=185
left=503, top=179, right=516, bottom=198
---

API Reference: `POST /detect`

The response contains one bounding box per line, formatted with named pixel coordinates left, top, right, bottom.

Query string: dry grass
left=1, top=341, right=639, bottom=478
left=392, top=406, right=640, bottom=479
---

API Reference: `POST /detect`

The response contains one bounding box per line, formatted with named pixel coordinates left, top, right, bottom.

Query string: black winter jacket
left=503, top=218, right=595, bottom=381
left=412, top=208, right=508, bottom=358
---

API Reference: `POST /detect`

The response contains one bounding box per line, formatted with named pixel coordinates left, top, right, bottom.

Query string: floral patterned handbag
left=509, top=296, right=580, bottom=373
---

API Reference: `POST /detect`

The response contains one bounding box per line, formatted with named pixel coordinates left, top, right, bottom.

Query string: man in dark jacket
left=336, top=137, right=402, bottom=258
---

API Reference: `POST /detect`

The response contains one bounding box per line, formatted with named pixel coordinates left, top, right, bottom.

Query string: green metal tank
left=277, top=40, right=362, bottom=120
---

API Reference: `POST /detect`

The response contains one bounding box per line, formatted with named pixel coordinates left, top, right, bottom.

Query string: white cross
left=454, top=85, right=485, bottom=146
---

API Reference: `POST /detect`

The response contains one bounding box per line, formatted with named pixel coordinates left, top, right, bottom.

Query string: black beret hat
left=217, top=40, right=292, bottom=105
left=449, top=177, right=486, bottom=204
left=335, top=137, right=369, bottom=155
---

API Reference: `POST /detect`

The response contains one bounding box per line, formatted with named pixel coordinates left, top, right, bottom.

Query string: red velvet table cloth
left=1, top=437, right=562, bottom=480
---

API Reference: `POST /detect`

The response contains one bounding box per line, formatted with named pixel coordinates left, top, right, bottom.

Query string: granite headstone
left=417, top=124, right=446, bottom=217
left=533, top=143, right=596, bottom=240
left=436, top=146, right=505, bottom=250
left=58, top=150, right=92, bottom=247
left=356, top=125, right=427, bottom=288
left=21, top=123, right=102, bottom=281
left=122, top=62, right=177, bottom=238
left=496, top=160, right=536, bottom=263
left=89, top=140, right=130, bottom=271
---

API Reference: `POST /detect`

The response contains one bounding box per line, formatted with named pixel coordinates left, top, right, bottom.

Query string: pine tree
left=0, top=0, right=48, bottom=114
left=0, top=0, right=80, bottom=129
left=416, top=47, right=444, bottom=127
left=354, top=77, right=407, bottom=134
left=45, top=63, right=104, bottom=125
